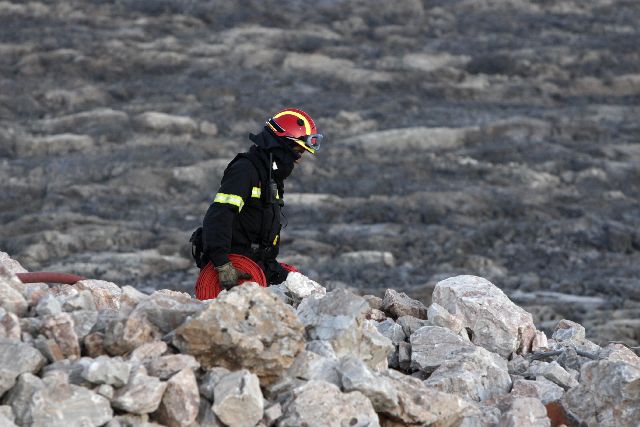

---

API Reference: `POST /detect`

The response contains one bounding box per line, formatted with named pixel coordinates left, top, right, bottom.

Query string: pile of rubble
left=1, top=251, right=639, bottom=426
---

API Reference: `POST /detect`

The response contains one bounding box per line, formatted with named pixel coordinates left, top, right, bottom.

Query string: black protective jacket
left=202, top=130, right=296, bottom=285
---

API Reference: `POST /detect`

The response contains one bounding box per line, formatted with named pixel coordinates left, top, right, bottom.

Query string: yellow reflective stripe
left=273, top=235, right=279, bottom=246
left=275, top=191, right=280, bottom=200
left=213, top=192, right=244, bottom=211
left=251, top=187, right=261, bottom=198
left=273, top=110, right=311, bottom=135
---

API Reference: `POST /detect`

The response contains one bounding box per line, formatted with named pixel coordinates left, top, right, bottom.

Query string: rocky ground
left=2, top=252, right=640, bottom=426
left=1, top=0, right=639, bottom=346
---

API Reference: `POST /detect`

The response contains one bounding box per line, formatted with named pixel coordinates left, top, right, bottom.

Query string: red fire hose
left=194, top=254, right=298, bottom=300
left=16, top=272, right=86, bottom=284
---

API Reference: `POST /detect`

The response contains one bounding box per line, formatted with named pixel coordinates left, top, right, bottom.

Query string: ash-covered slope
left=1, top=0, right=639, bottom=346
left=2, top=251, right=640, bottom=426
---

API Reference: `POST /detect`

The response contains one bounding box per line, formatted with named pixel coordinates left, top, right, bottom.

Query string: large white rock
left=432, top=275, right=537, bottom=357
left=498, top=397, right=550, bottom=427
left=279, top=380, right=379, bottom=427
left=562, top=359, right=640, bottom=426
left=111, top=367, right=167, bottom=414
left=281, top=272, right=326, bottom=302
left=424, top=345, right=512, bottom=401
left=338, top=356, right=399, bottom=412
left=0, top=265, right=28, bottom=316
left=154, top=368, right=200, bottom=427
left=212, top=370, right=263, bottom=427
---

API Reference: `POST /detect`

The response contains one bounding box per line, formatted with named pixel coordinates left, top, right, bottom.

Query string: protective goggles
left=288, top=133, right=323, bottom=154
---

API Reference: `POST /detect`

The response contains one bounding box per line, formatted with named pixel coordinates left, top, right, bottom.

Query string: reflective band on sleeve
left=213, top=192, right=244, bottom=211
left=273, top=235, right=279, bottom=246
left=251, top=187, right=261, bottom=198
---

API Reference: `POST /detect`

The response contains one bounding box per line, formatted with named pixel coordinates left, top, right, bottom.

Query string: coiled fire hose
left=195, top=254, right=298, bottom=300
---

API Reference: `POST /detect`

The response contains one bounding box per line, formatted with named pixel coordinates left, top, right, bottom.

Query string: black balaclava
left=248, top=128, right=299, bottom=181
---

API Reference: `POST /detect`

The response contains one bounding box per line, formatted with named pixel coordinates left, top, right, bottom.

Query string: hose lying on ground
left=16, top=272, right=86, bottom=285
left=195, top=254, right=298, bottom=300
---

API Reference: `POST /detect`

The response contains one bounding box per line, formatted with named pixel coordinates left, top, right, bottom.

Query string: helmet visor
left=301, top=133, right=323, bottom=153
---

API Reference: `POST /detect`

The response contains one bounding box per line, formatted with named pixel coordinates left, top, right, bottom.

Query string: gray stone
left=498, top=397, right=550, bottom=427
left=432, top=275, right=537, bottom=357
left=375, top=319, right=406, bottom=345
left=297, top=289, right=393, bottom=371
left=262, top=402, right=282, bottom=426
left=34, top=336, right=64, bottom=363
left=427, top=302, right=465, bottom=333
left=42, top=358, right=93, bottom=387
left=135, top=111, right=198, bottom=133
left=279, top=380, right=379, bottom=427
left=26, top=382, right=113, bottom=427
left=103, top=307, right=162, bottom=356
left=305, top=340, right=337, bottom=359
left=70, top=309, right=98, bottom=339
left=3, top=373, right=44, bottom=426
left=410, top=325, right=472, bottom=373
left=0, top=339, right=46, bottom=398
left=381, top=289, right=428, bottom=319
left=0, top=266, right=28, bottom=316
left=508, top=355, right=530, bottom=375
left=529, top=360, right=578, bottom=390
left=367, top=308, right=386, bottom=321
left=398, top=341, right=412, bottom=371
left=198, top=367, right=230, bottom=401
left=112, top=367, right=168, bottom=414
left=381, top=369, right=471, bottom=425
left=74, top=280, right=122, bottom=311
left=338, top=356, right=399, bottom=412
left=213, top=369, right=264, bottom=427
left=0, top=405, right=16, bottom=427
left=552, top=319, right=586, bottom=343
left=81, top=356, right=132, bottom=387
left=96, top=384, right=114, bottom=400
left=510, top=378, right=564, bottom=404
left=35, top=295, right=63, bottom=316
left=195, top=398, right=223, bottom=427
left=134, top=289, right=204, bottom=334
left=173, top=284, right=304, bottom=386
left=144, top=354, right=200, bottom=380
left=424, top=345, right=511, bottom=401
left=128, top=340, right=168, bottom=362
left=153, top=368, right=199, bottom=427
left=562, top=359, right=640, bottom=427
left=41, top=312, right=81, bottom=360
left=83, top=332, right=106, bottom=358
left=63, top=290, right=96, bottom=312
left=599, top=343, right=640, bottom=367
left=0, top=310, right=21, bottom=341
left=280, top=272, right=326, bottom=305
left=285, top=350, right=340, bottom=385
left=363, top=295, right=383, bottom=310
left=396, top=315, right=430, bottom=337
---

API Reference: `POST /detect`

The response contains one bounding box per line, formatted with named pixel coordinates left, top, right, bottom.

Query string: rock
left=381, top=289, right=428, bottom=319
left=3, top=373, right=44, bottom=426
left=410, top=326, right=473, bottom=373
left=103, top=307, right=162, bottom=356
left=81, top=355, right=132, bottom=387
left=528, top=360, right=578, bottom=390
left=367, top=308, right=386, bottom=321
left=363, top=295, right=383, bottom=310
left=284, top=350, right=340, bottom=385
left=381, top=369, right=471, bottom=425
left=552, top=319, right=586, bottom=343
left=598, top=343, right=640, bottom=367
left=338, top=356, right=399, bottom=412
left=173, top=284, right=304, bottom=385
left=340, top=250, right=395, bottom=267
left=63, top=290, right=96, bottom=312
left=41, top=312, right=81, bottom=359
left=83, top=332, right=106, bottom=357
left=297, top=288, right=393, bottom=371
left=145, top=354, right=200, bottom=380
left=280, top=272, right=326, bottom=304
left=26, top=381, right=113, bottom=427
left=532, top=330, right=549, bottom=352
left=562, top=359, right=640, bottom=426
left=0, top=310, right=21, bottom=341
left=398, top=341, right=411, bottom=371
left=134, top=289, right=204, bottom=334
left=213, top=369, right=263, bottom=427
left=396, top=315, right=430, bottom=337
left=112, top=367, right=168, bottom=414
left=427, top=302, right=465, bottom=333
left=279, top=380, right=379, bottom=427
left=70, top=310, right=98, bottom=340
left=41, top=358, right=93, bottom=387
left=134, top=112, right=198, bottom=134
left=35, top=295, right=63, bottom=316
left=510, top=378, right=564, bottom=404
left=153, top=368, right=199, bottom=427
left=263, top=402, right=282, bottom=426
left=424, top=346, right=511, bottom=401
left=507, top=355, right=530, bottom=375
left=432, top=275, right=537, bottom=357
left=0, top=339, right=46, bottom=397
left=34, top=337, right=65, bottom=363
left=498, top=397, right=550, bottom=427
left=0, top=406, right=16, bottom=427
left=96, top=384, right=114, bottom=399
left=198, top=367, right=230, bottom=401
left=375, top=319, right=406, bottom=345
left=128, top=341, right=168, bottom=362
left=0, top=251, right=27, bottom=274
left=195, top=397, right=224, bottom=427
left=0, top=265, right=28, bottom=316
left=74, top=280, right=121, bottom=310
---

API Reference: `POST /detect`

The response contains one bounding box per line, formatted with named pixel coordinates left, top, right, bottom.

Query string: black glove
left=216, top=262, right=252, bottom=290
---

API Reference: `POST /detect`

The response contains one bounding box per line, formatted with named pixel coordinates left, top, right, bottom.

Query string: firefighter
left=200, top=108, right=323, bottom=290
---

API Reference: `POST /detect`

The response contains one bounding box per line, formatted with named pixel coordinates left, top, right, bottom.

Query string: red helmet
left=266, top=108, right=323, bottom=154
